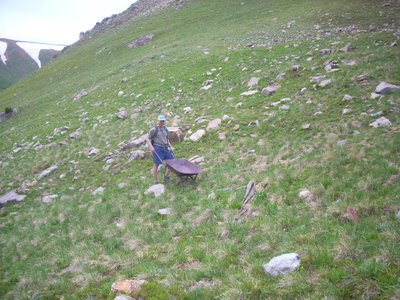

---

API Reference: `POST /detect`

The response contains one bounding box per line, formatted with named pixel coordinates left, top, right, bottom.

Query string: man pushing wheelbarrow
left=146, top=115, right=204, bottom=184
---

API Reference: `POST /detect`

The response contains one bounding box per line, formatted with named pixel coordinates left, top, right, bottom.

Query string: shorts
left=153, top=145, right=174, bottom=165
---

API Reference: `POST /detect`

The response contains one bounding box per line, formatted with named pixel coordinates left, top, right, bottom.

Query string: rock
left=206, top=118, right=222, bottom=131
left=280, top=104, right=290, bottom=110
left=276, top=73, right=286, bottom=80
left=320, top=48, right=333, bottom=56
left=396, top=211, right=400, bottom=220
left=262, top=84, right=281, bottom=96
left=145, top=184, right=165, bottom=197
left=37, top=165, right=58, bottom=179
left=343, top=94, right=353, bottom=101
left=121, top=77, right=129, bottom=83
left=370, top=92, right=381, bottom=99
left=319, top=79, right=332, bottom=87
left=218, top=132, right=226, bottom=141
left=69, top=130, right=81, bottom=140
left=17, top=179, right=37, bottom=194
left=87, top=147, right=99, bottom=156
left=200, top=80, right=213, bottom=91
left=53, top=126, right=69, bottom=135
left=263, top=253, right=301, bottom=277
left=342, top=59, right=356, bottom=66
left=128, top=150, right=147, bottom=161
left=189, top=156, right=205, bottom=164
left=292, top=64, right=300, bottom=71
left=339, top=43, right=354, bottom=52
left=92, top=187, right=105, bottom=195
left=240, top=90, right=258, bottom=96
left=391, top=40, right=398, bottom=47
left=122, top=134, right=148, bottom=150
left=111, top=279, right=147, bottom=294
left=128, top=33, right=154, bottom=48
left=42, top=194, right=58, bottom=204
left=375, top=82, right=400, bottom=94
left=183, top=107, right=193, bottom=114
left=342, top=108, right=352, bottom=115
left=118, top=91, right=125, bottom=97
left=369, top=117, right=392, bottom=128
left=247, top=77, right=260, bottom=87
left=340, top=207, right=359, bottom=223
left=117, top=183, right=127, bottom=188
left=336, top=139, right=347, bottom=146
left=116, top=110, right=128, bottom=120
left=299, top=189, right=312, bottom=200
left=0, top=190, right=26, bottom=206
left=73, top=89, right=88, bottom=102
left=115, top=295, right=134, bottom=300
left=189, top=129, right=206, bottom=142
left=324, top=60, right=340, bottom=72
left=158, top=208, right=172, bottom=215
left=167, top=127, right=183, bottom=143
left=301, top=123, right=311, bottom=130
left=248, top=120, right=259, bottom=126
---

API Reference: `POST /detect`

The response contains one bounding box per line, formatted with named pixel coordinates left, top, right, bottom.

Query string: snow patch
left=0, top=41, right=7, bottom=64
left=16, top=42, right=64, bottom=68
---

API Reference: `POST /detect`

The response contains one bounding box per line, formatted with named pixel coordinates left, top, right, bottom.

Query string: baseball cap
left=158, top=115, right=166, bottom=121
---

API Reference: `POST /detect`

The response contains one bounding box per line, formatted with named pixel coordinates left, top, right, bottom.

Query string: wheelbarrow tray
left=164, top=159, right=204, bottom=178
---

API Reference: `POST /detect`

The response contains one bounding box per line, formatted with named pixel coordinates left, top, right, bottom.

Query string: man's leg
left=152, top=164, right=159, bottom=182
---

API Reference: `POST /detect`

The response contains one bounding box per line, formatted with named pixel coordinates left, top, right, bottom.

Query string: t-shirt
left=148, top=126, right=169, bottom=146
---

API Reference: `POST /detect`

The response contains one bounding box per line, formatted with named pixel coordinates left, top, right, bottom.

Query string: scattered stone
left=183, top=107, right=193, bottom=114
left=396, top=211, right=400, bottom=220
left=73, top=89, right=88, bottom=102
left=310, top=74, right=326, bottom=83
left=200, top=80, right=213, bottom=91
left=117, top=183, right=127, bottom=188
left=247, top=77, right=260, bottom=87
left=0, top=190, right=26, bottom=206
left=53, top=126, right=69, bottom=135
left=339, top=43, right=354, bottom=52
left=320, top=48, right=333, bottom=56
left=92, top=187, right=105, bottom=195
left=121, top=134, right=148, bottom=150
left=118, top=91, right=125, bottom=97
left=128, top=33, right=154, bottom=48
left=342, top=59, right=356, bottom=66
left=343, top=94, right=353, bottom=101
left=280, top=104, right=290, bottom=110
left=370, top=92, right=381, bottom=99
left=116, top=110, right=128, bottom=120
left=128, top=150, right=147, bottom=161
left=340, top=207, right=359, bottom=223
left=115, top=295, right=134, bottom=300
left=218, top=132, right=226, bottom=141
left=248, top=120, right=259, bottom=126
left=301, top=123, right=311, bottom=130
left=336, top=139, right=347, bottom=146
left=111, top=279, right=147, bottom=294
left=17, top=179, right=37, bottom=194
left=263, top=253, right=301, bottom=277
left=299, top=189, right=313, bottom=201
left=189, top=156, right=205, bottom=164
left=342, top=108, right=352, bottom=115
left=37, top=165, right=58, bottom=179
left=69, top=130, right=81, bottom=140
left=262, top=84, right=281, bottom=96
left=240, top=90, right=258, bottom=96
left=145, top=184, right=165, bottom=197
left=375, top=82, right=400, bottom=94
left=121, top=77, right=129, bottom=83
left=207, top=118, right=222, bottom=131
left=189, top=129, right=206, bottom=142
left=42, top=194, right=58, bottom=204
left=391, top=40, right=398, bottom=47
left=87, top=147, right=99, bottom=156
left=158, top=208, right=172, bottom=215
left=324, top=60, right=340, bottom=72
left=369, top=117, right=392, bottom=128
left=276, top=73, right=286, bottom=80
left=319, top=79, right=332, bottom=87
left=292, top=64, right=300, bottom=71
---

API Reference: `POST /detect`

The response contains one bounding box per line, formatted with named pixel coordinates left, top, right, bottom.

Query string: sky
left=0, top=0, right=137, bottom=46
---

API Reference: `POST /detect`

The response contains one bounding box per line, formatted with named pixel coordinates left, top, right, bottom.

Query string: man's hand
left=150, top=146, right=155, bottom=153
left=169, top=146, right=174, bottom=151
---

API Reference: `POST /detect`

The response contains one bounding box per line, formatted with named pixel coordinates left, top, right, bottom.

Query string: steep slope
left=0, top=0, right=399, bottom=298
left=38, top=49, right=60, bottom=67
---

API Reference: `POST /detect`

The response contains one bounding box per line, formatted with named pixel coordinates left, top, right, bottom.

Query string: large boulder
left=0, top=190, right=26, bottom=207
left=121, top=134, right=148, bottom=150
left=375, top=82, right=400, bottom=94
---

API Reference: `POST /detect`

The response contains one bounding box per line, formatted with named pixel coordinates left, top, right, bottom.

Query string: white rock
left=247, top=77, right=260, bottom=87
left=396, top=211, right=400, bottom=220
left=319, top=79, right=332, bottom=87
left=263, top=253, right=301, bottom=277
left=240, top=90, right=258, bottom=96
left=190, top=129, right=206, bottom=142
left=92, top=187, right=105, bottom=195
left=189, top=156, right=205, bottom=164
left=370, top=92, right=381, bottom=99
left=117, top=183, right=127, bottom=188
left=118, top=91, right=125, bottom=97
left=375, top=82, right=400, bottom=94
left=343, top=94, right=352, bottom=101
left=342, top=108, right=352, bottom=115
left=87, top=147, right=99, bottom=156
left=299, top=189, right=311, bottom=199
left=115, top=294, right=134, bottom=300
left=145, top=184, right=165, bottom=197
left=337, top=139, right=347, bottom=146
left=369, top=117, right=392, bottom=128
left=116, top=110, right=128, bottom=120
left=301, top=123, right=311, bottom=130
left=37, top=165, right=58, bottom=180
left=128, top=150, right=146, bottom=161
left=280, top=105, right=290, bottom=110
left=206, top=118, right=222, bottom=131
left=69, top=130, right=81, bottom=140
left=183, top=107, right=193, bottom=114
left=42, top=194, right=58, bottom=204
left=218, top=132, right=226, bottom=141
left=158, top=208, right=172, bottom=215
left=0, top=190, right=26, bottom=206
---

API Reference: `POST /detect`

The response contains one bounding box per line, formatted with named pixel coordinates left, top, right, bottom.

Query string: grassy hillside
left=1, top=0, right=399, bottom=298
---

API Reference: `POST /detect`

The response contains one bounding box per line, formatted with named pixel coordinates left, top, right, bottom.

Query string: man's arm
left=146, top=129, right=155, bottom=152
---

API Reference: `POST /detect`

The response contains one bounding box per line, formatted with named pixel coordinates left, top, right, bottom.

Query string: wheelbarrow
left=154, top=149, right=204, bottom=182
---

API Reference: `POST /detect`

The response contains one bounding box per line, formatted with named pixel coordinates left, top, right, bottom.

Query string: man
left=146, top=115, right=174, bottom=183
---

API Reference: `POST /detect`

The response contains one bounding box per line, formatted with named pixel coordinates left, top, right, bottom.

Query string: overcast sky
left=0, top=0, right=137, bottom=46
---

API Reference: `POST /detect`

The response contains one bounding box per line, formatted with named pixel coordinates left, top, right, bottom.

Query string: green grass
left=1, top=0, right=400, bottom=298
